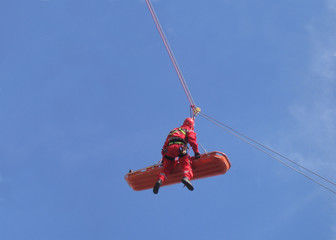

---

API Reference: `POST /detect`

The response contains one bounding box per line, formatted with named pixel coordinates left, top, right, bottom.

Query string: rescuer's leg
left=179, top=155, right=194, bottom=191
left=153, top=155, right=177, bottom=194
left=181, top=177, right=194, bottom=191
left=153, top=179, right=162, bottom=194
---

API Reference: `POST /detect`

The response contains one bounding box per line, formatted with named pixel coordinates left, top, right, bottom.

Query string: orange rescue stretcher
left=125, top=151, right=231, bottom=191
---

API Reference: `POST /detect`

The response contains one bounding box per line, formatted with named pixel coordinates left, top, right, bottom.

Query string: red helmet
left=183, top=118, right=194, bottom=129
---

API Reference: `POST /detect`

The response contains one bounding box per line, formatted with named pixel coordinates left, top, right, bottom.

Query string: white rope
left=199, top=112, right=336, bottom=195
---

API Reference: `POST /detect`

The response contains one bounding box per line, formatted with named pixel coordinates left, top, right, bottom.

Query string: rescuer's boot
left=153, top=179, right=162, bottom=194
left=181, top=177, right=194, bottom=191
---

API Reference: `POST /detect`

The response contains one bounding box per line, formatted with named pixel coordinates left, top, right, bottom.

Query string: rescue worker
left=153, top=118, right=201, bottom=194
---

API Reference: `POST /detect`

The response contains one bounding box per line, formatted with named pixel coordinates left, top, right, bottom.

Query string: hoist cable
left=143, top=0, right=336, bottom=195
left=199, top=141, right=208, bottom=154
left=200, top=112, right=336, bottom=188
left=199, top=112, right=336, bottom=195
left=144, top=0, right=196, bottom=107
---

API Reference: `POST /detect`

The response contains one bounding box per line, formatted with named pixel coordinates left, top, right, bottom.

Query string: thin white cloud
left=285, top=1, right=336, bottom=237
left=327, top=0, right=336, bottom=12
left=285, top=0, right=336, bottom=174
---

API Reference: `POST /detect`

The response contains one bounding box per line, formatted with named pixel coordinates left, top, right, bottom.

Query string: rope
left=200, top=112, right=336, bottom=188
left=199, top=141, right=208, bottom=154
left=199, top=112, right=336, bottom=195
left=143, top=0, right=336, bottom=195
left=144, top=0, right=196, bottom=108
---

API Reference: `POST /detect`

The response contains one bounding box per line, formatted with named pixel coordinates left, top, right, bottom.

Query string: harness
left=169, top=128, right=187, bottom=136
left=168, top=137, right=186, bottom=146
left=167, top=128, right=188, bottom=145
left=163, top=128, right=189, bottom=160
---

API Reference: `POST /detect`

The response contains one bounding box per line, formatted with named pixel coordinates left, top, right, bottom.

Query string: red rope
left=145, top=0, right=196, bottom=108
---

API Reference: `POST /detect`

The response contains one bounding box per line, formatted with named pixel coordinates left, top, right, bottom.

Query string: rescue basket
left=125, top=151, right=231, bottom=191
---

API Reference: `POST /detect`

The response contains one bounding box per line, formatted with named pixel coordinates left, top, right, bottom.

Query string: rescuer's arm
left=161, top=136, right=169, bottom=155
left=187, top=131, right=201, bottom=158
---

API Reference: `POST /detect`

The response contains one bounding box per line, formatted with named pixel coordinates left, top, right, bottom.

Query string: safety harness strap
left=164, top=155, right=175, bottom=161
left=169, top=128, right=188, bottom=136
left=168, top=141, right=185, bottom=146
left=168, top=137, right=186, bottom=146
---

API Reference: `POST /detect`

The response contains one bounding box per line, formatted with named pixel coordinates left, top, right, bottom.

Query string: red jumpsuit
left=158, top=124, right=199, bottom=182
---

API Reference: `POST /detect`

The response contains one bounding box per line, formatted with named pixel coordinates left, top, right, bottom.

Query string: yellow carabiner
left=193, top=107, right=201, bottom=116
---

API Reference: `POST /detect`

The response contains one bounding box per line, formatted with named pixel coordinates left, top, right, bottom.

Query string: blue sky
left=1, top=0, right=336, bottom=239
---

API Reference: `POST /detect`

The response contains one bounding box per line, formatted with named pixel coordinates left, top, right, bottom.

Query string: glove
left=194, top=152, right=201, bottom=159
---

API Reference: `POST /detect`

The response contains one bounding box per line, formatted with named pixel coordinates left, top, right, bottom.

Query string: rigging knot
left=191, top=105, right=201, bottom=118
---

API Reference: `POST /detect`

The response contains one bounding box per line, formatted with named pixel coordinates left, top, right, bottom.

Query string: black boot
left=153, top=179, right=162, bottom=194
left=181, top=177, right=194, bottom=191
